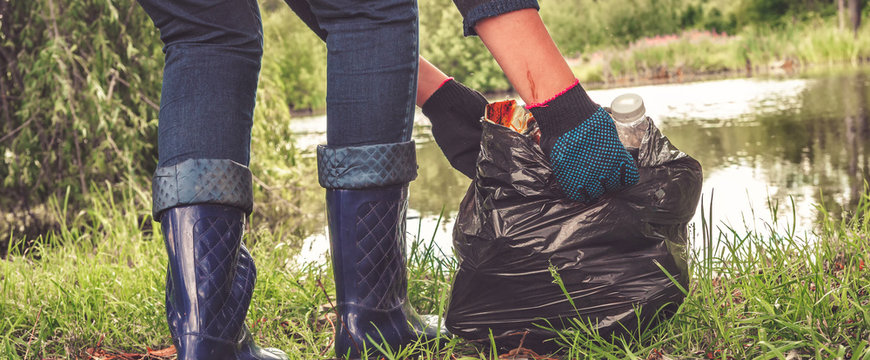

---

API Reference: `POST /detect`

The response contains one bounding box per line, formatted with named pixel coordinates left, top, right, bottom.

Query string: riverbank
left=1, top=179, right=868, bottom=359
left=570, top=22, right=870, bottom=88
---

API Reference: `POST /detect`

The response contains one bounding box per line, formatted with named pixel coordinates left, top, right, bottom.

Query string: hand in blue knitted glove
left=547, top=107, right=638, bottom=202
left=528, top=81, right=639, bottom=203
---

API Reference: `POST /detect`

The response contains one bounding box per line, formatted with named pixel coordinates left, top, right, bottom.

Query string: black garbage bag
left=444, top=102, right=703, bottom=352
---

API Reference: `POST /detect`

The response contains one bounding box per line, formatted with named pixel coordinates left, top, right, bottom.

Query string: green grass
left=2, top=180, right=869, bottom=359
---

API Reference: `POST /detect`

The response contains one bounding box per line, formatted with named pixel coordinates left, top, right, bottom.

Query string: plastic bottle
left=610, top=93, right=648, bottom=150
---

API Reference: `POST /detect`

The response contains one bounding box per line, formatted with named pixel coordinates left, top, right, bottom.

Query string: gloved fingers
left=584, top=178, right=606, bottom=202
left=618, top=158, right=640, bottom=187
left=600, top=171, right=622, bottom=194
left=570, top=187, right=591, bottom=204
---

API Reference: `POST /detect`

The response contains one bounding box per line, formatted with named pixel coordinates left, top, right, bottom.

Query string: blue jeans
left=137, top=0, right=419, bottom=168
left=451, top=0, right=538, bottom=36
left=284, top=0, right=538, bottom=39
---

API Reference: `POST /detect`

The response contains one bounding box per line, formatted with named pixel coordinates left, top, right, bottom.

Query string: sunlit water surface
left=290, top=70, right=870, bottom=263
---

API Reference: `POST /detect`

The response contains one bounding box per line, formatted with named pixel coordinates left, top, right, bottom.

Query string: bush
left=250, top=7, right=325, bottom=235
left=259, top=7, right=327, bottom=111
left=418, top=0, right=510, bottom=92
left=0, top=0, right=162, bottom=235
left=541, top=0, right=687, bottom=51
left=0, top=1, right=327, bottom=238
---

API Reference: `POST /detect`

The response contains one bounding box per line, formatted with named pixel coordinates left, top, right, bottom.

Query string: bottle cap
left=611, top=93, right=645, bottom=123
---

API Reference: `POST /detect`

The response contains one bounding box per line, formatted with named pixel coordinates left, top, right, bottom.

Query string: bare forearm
left=474, top=9, right=575, bottom=105
left=416, top=57, right=450, bottom=107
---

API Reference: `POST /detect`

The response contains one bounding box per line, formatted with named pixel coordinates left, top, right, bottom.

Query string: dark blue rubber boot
left=161, top=204, right=287, bottom=360
left=327, top=185, right=443, bottom=359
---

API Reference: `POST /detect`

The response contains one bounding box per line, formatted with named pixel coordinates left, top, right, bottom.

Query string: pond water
left=291, top=68, right=870, bottom=263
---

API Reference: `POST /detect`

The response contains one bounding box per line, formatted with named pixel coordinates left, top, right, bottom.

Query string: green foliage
left=0, top=1, right=327, bottom=238
left=735, top=0, right=840, bottom=28
left=0, top=0, right=162, bottom=216
left=248, top=7, right=325, bottom=236
left=735, top=0, right=793, bottom=26
left=699, top=7, right=738, bottom=34
left=540, top=0, right=859, bottom=52
left=418, top=0, right=509, bottom=92
left=599, top=0, right=684, bottom=45
left=570, top=19, right=870, bottom=85
left=541, top=0, right=689, bottom=52
left=739, top=17, right=870, bottom=66
left=538, top=0, right=594, bottom=55
left=259, top=8, right=327, bottom=111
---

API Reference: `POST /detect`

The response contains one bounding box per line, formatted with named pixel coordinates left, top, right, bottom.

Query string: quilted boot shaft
left=162, top=204, right=287, bottom=360
left=327, top=185, right=437, bottom=359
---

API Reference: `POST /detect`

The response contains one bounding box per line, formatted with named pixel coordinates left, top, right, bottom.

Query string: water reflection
left=292, top=69, right=870, bottom=263
left=663, top=71, right=870, bottom=238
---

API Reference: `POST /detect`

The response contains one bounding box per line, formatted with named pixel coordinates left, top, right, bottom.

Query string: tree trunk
left=849, top=0, right=862, bottom=37
left=838, top=0, right=846, bottom=30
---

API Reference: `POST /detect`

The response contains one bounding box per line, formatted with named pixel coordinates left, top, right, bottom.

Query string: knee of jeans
left=161, top=27, right=264, bottom=59
left=308, top=0, right=417, bottom=31
left=143, top=0, right=264, bottom=54
left=454, top=0, right=539, bottom=36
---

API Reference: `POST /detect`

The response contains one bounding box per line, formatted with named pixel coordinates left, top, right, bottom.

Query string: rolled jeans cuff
left=317, top=141, right=418, bottom=189
left=152, top=158, right=254, bottom=220
left=456, top=0, right=540, bottom=36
